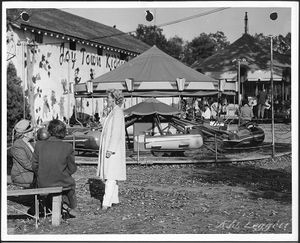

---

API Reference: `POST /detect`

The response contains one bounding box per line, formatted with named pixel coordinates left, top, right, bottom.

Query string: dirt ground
left=7, top=153, right=292, bottom=235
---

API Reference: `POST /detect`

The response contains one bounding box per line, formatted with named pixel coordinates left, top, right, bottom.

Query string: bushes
left=7, top=62, right=30, bottom=144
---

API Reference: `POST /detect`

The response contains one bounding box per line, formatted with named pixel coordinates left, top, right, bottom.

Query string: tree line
left=131, top=24, right=291, bottom=66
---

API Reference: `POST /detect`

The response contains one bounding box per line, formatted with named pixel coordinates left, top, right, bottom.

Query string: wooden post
left=72, top=133, right=75, bottom=150
left=137, top=134, right=140, bottom=163
left=34, top=195, right=39, bottom=229
left=51, top=193, right=62, bottom=226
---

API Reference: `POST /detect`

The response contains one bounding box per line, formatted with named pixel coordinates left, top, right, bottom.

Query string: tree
left=133, top=24, right=168, bottom=52
left=7, top=62, right=30, bottom=144
left=253, top=32, right=291, bottom=55
left=275, top=33, right=291, bottom=55
left=165, top=36, right=184, bottom=60
left=208, top=31, right=230, bottom=52
left=182, top=33, right=215, bottom=66
left=181, top=31, right=230, bottom=66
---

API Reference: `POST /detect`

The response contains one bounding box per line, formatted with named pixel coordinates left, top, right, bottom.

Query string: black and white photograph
left=1, top=1, right=298, bottom=241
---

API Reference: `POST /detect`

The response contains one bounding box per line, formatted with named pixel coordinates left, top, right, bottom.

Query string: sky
left=59, top=2, right=295, bottom=44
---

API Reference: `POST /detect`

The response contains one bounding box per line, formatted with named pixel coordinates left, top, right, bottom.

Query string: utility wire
left=157, top=7, right=230, bottom=28
left=88, top=7, right=230, bottom=41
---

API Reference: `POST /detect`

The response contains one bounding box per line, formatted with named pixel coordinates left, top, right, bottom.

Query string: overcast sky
left=60, top=2, right=294, bottom=44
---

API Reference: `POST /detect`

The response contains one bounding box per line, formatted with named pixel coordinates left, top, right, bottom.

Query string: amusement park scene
left=2, top=2, right=298, bottom=240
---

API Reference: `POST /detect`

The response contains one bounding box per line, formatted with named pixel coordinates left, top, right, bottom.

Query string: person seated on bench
left=10, top=119, right=36, bottom=188
left=32, top=119, right=79, bottom=218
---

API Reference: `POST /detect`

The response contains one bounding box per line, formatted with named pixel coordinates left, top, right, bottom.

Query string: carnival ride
left=50, top=98, right=265, bottom=155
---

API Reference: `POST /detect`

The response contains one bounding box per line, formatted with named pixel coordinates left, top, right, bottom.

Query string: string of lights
left=7, top=7, right=232, bottom=60
left=14, top=7, right=230, bottom=47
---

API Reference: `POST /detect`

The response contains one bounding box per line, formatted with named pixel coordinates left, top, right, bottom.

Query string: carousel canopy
left=124, top=98, right=180, bottom=116
left=75, top=45, right=218, bottom=97
left=192, top=33, right=291, bottom=81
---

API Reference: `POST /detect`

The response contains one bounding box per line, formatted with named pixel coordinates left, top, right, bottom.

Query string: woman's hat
left=14, top=119, right=34, bottom=134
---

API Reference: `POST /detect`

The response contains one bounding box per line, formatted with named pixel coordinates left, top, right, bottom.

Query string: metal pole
left=270, top=36, right=275, bottom=157
left=238, top=59, right=241, bottom=126
left=215, top=134, right=218, bottom=162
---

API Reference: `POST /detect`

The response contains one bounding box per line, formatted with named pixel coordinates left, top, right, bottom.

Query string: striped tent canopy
left=124, top=98, right=180, bottom=116
left=74, top=45, right=218, bottom=97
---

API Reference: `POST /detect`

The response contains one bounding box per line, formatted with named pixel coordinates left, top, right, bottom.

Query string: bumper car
left=222, top=122, right=265, bottom=146
left=63, top=128, right=101, bottom=152
left=196, top=119, right=265, bottom=147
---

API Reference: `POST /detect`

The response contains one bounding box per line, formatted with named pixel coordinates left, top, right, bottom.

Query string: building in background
left=192, top=12, right=291, bottom=103
left=6, top=8, right=150, bottom=125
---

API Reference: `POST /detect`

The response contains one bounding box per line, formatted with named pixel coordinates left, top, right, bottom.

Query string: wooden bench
left=7, top=186, right=64, bottom=228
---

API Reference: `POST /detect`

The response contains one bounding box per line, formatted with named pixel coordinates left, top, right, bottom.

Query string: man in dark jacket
left=32, top=119, right=79, bottom=217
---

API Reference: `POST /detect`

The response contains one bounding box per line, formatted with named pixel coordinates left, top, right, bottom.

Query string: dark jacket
left=258, top=91, right=267, bottom=104
left=10, top=139, right=34, bottom=185
left=240, top=104, right=254, bottom=121
left=32, top=136, right=77, bottom=188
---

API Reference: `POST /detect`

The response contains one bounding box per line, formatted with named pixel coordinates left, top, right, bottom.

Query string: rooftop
left=7, top=8, right=150, bottom=54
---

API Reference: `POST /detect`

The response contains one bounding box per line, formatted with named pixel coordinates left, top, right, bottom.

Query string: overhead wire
left=14, top=7, right=231, bottom=47
left=83, top=7, right=231, bottom=41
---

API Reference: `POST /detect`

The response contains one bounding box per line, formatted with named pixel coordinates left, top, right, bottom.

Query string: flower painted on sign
left=51, top=90, right=57, bottom=108
left=74, top=67, right=81, bottom=84
left=61, top=78, right=68, bottom=94
left=39, top=53, right=52, bottom=77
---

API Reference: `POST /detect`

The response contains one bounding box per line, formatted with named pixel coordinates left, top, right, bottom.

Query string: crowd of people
left=9, top=89, right=126, bottom=219
left=180, top=88, right=277, bottom=123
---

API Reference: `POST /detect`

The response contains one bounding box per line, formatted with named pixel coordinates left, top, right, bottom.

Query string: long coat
left=31, top=136, right=77, bottom=188
left=10, top=139, right=34, bottom=185
left=96, top=105, right=126, bottom=181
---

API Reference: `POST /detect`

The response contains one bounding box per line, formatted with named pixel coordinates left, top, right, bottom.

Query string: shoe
left=68, top=208, right=80, bottom=217
left=101, top=206, right=110, bottom=211
left=61, top=203, right=79, bottom=218
left=62, top=211, right=75, bottom=220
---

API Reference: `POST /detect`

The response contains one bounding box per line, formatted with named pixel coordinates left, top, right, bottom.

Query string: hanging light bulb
left=270, top=12, right=278, bottom=20
left=20, top=11, right=30, bottom=22
left=145, top=10, right=154, bottom=22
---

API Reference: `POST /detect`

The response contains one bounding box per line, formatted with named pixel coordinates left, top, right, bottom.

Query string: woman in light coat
left=97, top=89, right=126, bottom=210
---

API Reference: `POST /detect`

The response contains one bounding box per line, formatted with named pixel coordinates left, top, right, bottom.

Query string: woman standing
left=97, top=89, right=126, bottom=210
left=10, top=119, right=35, bottom=188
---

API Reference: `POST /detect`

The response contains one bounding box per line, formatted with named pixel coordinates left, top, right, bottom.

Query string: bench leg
left=52, top=193, right=62, bottom=226
left=35, top=195, right=39, bottom=229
